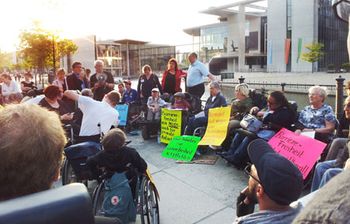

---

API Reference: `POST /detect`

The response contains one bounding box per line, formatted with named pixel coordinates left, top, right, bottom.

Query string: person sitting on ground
left=20, top=72, right=37, bottom=96
left=146, top=88, right=167, bottom=121
left=310, top=96, right=350, bottom=192
left=0, top=104, right=121, bottom=224
left=184, top=81, right=227, bottom=135
left=0, top=73, right=22, bottom=104
left=64, top=89, right=120, bottom=143
left=235, top=139, right=303, bottom=224
left=295, top=86, right=336, bottom=144
left=220, top=91, right=295, bottom=169
left=172, top=92, right=191, bottom=111
left=39, top=85, right=73, bottom=124
left=121, top=80, right=138, bottom=104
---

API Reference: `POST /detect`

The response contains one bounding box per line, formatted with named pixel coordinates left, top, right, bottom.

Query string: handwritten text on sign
left=268, top=128, right=327, bottom=179
left=160, top=108, right=182, bottom=144
left=162, top=136, right=201, bottom=161
left=199, top=106, right=231, bottom=146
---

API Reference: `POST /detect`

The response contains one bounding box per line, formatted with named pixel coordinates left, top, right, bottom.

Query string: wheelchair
left=91, top=170, right=160, bottom=224
left=61, top=141, right=102, bottom=185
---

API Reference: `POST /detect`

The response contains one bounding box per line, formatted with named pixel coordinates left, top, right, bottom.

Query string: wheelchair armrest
left=0, top=183, right=94, bottom=224
left=236, top=128, right=258, bottom=139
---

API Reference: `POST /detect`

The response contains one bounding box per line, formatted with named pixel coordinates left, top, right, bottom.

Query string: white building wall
left=291, top=0, right=317, bottom=72
left=267, top=0, right=287, bottom=72
left=248, top=16, right=261, bottom=53
left=69, top=35, right=96, bottom=72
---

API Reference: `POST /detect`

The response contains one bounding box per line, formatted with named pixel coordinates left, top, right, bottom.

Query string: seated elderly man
left=235, top=139, right=303, bottom=223
left=64, top=90, right=120, bottom=143
left=0, top=104, right=121, bottom=224
left=184, top=81, right=227, bottom=135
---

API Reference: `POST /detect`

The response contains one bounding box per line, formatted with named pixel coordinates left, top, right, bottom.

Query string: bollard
left=239, top=76, right=245, bottom=84
left=281, top=83, right=286, bottom=93
left=336, top=75, right=345, bottom=120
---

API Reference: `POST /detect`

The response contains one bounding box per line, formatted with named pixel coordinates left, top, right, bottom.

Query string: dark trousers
left=188, top=83, right=205, bottom=99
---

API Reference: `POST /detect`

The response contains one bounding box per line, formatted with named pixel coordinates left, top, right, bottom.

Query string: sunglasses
left=244, top=163, right=263, bottom=187
left=333, top=0, right=350, bottom=23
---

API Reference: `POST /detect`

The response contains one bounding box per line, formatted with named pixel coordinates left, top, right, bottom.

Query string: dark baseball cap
left=248, top=139, right=303, bottom=205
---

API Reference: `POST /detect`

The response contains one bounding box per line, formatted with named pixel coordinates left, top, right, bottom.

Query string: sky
left=0, top=0, right=249, bottom=52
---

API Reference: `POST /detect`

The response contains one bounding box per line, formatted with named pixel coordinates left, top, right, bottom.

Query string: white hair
left=94, top=59, right=104, bottom=67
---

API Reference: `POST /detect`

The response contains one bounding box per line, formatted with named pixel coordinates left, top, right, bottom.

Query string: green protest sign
left=161, top=135, right=201, bottom=161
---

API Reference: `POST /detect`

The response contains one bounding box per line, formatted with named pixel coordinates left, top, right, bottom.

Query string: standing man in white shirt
left=64, top=90, right=120, bottom=143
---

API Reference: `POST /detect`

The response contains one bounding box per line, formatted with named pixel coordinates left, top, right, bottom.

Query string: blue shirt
left=186, top=60, right=209, bottom=87
left=122, top=88, right=138, bottom=104
left=298, top=104, right=336, bottom=129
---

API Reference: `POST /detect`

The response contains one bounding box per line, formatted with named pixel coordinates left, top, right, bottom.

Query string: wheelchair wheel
left=92, top=181, right=105, bottom=216
left=62, top=159, right=79, bottom=185
left=140, top=177, right=159, bottom=224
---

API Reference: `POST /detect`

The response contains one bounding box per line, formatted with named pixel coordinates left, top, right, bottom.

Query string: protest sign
left=268, top=128, right=327, bottom=179
left=162, top=135, right=201, bottom=161
left=116, top=104, right=128, bottom=126
left=198, top=107, right=231, bottom=146
left=160, top=108, right=182, bottom=144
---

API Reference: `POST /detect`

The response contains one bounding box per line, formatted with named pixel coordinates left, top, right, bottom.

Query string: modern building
left=69, top=37, right=175, bottom=79
left=184, top=0, right=348, bottom=73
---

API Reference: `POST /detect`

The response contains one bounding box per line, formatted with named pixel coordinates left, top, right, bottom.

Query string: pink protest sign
left=268, top=128, right=327, bottom=179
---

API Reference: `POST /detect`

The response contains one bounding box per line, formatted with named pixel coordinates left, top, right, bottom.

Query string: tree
left=301, top=42, right=324, bottom=73
left=0, top=50, right=12, bottom=71
left=18, top=23, right=78, bottom=74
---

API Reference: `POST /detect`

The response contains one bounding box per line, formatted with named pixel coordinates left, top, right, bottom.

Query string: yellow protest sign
left=198, top=106, right=231, bottom=146
left=160, top=108, right=182, bottom=144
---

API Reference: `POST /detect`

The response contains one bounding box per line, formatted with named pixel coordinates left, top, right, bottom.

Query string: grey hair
left=309, top=86, right=328, bottom=101
left=235, top=83, right=250, bottom=97
left=81, top=88, right=93, bottom=97
left=209, top=81, right=221, bottom=90
left=94, top=59, right=104, bottom=67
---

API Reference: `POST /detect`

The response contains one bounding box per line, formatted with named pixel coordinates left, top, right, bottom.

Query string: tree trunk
left=67, top=53, right=72, bottom=73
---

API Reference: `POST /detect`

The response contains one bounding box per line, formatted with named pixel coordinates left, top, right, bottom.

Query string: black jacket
left=86, top=146, right=147, bottom=178
left=66, top=73, right=83, bottom=91
left=204, top=92, right=227, bottom=116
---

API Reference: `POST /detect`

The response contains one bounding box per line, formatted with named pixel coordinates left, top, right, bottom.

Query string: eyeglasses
left=333, top=0, right=350, bottom=23
left=244, top=164, right=263, bottom=187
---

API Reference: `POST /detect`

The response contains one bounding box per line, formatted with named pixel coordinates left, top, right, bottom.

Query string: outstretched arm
left=63, top=90, right=80, bottom=101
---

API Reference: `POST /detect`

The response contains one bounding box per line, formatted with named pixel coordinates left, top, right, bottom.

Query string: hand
left=250, top=107, right=259, bottom=115
left=61, top=113, right=74, bottom=121
left=236, top=187, right=255, bottom=217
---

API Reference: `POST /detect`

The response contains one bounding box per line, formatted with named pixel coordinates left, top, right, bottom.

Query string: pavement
left=128, top=131, right=247, bottom=224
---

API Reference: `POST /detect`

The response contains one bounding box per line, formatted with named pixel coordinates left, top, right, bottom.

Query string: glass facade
left=318, top=0, right=348, bottom=71
left=96, top=43, right=122, bottom=77
left=199, top=23, right=229, bottom=63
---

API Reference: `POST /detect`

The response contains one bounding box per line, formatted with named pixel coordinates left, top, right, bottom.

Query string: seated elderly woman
left=220, top=91, right=296, bottom=169
left=184, top=81, right=227, bottom=135
left=228, top=83, right=253, bottom=130
left=38, top=85, right=73, bottom=124
left=295, top=86, right=336, bottom=143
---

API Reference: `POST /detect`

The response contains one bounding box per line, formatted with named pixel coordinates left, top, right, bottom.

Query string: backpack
left=102, top=172, right=137, bottom=223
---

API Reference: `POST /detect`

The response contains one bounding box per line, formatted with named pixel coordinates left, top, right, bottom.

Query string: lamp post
left=52, top=34, right=56, bottom=74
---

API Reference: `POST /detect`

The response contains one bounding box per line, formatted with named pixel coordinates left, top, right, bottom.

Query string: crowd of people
left=1, top=48, right=350, bottom=224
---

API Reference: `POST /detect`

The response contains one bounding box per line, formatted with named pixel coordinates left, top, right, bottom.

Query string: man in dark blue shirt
left=66, top=62, right=84, bottom=91
left=121, top=80, right=137, bottom=104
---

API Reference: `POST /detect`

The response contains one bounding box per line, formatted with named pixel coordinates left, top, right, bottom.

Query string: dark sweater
left=86, top=146, right=147, bottom=179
